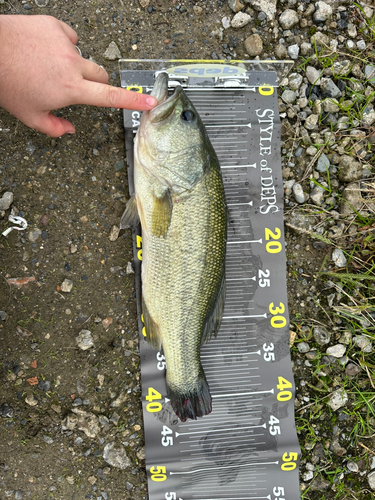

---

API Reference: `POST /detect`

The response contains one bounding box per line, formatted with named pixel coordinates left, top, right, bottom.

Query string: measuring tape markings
left=123, top=74, right=300, bottom=500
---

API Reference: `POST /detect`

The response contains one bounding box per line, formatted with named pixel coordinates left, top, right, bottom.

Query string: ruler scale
left=121, top=60, right=300, bottom=500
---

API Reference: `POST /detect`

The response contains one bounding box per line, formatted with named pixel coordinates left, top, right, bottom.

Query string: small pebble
left=0, top=403, right=14, bottom=418
left=109, top=225, right=120, bottom=242
left=38, top=380, right=51, bottom=392
left=25, top=394, right=38, bottom=406
left=0, top=192, right=14, bottom=210
left=231, top=12, right=251, bottom=28
left=292, top=183, right=306, bottom=204
left=328, top=389, right=348, bottom=411
left=102, top=442, right=131, bottom=469
left=61, top=279, right=73, bottom=293
left=353, top=335, right=372, bottom=353
left=103, top=41, right=122, bottom=60
left=345, top=363, right=361, bottom=377
left=332, top=248, right=347, bottom=268
left=297, top=342, right=310, bottom=353
left=326, top=344, right=346, bottom=358
left=287, top=44, right=300, bottom=60
left=347, top=462, right=359, bottom=473
left=76, top=330, right=94, bottom=350
left=244, top=34, right=263, bottom=56
left=368, top=471, right=375, bottom=490
left=316, top=153, right=330, bottom=173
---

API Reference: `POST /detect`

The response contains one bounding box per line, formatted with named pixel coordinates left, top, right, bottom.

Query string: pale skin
left=0, top=15, right=157, bottom=137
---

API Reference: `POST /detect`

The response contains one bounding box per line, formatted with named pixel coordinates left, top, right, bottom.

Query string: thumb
left=32, top=113, right=76, bottom=137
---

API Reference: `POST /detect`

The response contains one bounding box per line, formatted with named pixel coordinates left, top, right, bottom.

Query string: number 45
left=273, top=486, right=285, bottom=500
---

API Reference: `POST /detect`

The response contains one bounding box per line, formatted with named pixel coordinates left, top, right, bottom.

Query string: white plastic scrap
left=2, top=215, right=28, bottom=237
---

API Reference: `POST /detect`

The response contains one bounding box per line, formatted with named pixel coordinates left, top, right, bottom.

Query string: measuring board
left=120, top=60, right=301, bottom=500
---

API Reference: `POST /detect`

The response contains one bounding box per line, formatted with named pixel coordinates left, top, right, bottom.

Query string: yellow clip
left=259, top=86, right=274, bottom=96
left=126, top=85, right=143, bottom=93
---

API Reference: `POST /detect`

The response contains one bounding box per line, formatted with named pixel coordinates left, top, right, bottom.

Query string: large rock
left=361, top=106, right=375, bottom=126
left=328, top=389, right=348, bottom=411
left=0, top=192, right=13, bottom=211
left=353, top=335, right=373, bottom=353
left=279, top=9, right=299, bottom=29
left=365, top=65, right=375, bottom=83
left=337, top=156, right=362, bottom=182
left=368, top=471, right=375, bottom=491
left=310, top=32, right=329, bottom=46
left=306, top=66, right=321, bottom=85
left=231, top=12, right=251, bottom=28
left=339, top=182, right=363, bottom=214
left=103, top=42, right=122, bottom=60
left=332, top=248, right=347, bottom=268
left=288, top=73, right=303, bottom=90
left=313, top=1, right=333, bottom=22
left=313, top=326, right=331, bottom=345
left=332, top=60, right=351, bottom=76
left=322, top=98, right=339, bottom=113
left=244, top=34, right=263, bottom=56
left=275, top=44, right=288, bottom=59
left=287, top=44, right=300, bottom=60
left=103, top=442, right=131, bottom=469
left=320, top=78, right=341, bottom=98
left=316, top=153, right=330, bottom=173
left=245, top=0, right=277, bottom=21
left=281, top=90, right=296, bottom=104
left=76, top=329, right=94, bottom=350
left=72, top=409, right=101, bottom=438
left=228, top=0, right=244, bottom=13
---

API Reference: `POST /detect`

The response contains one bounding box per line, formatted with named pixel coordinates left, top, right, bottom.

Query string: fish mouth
left=149, top=72, right=183, bottom=123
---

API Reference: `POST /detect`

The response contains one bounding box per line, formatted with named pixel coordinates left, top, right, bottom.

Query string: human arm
left=0, top=15, right=156, bottom=137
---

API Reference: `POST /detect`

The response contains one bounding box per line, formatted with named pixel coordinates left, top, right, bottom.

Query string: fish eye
left=181, top=110, right=195, bottom=122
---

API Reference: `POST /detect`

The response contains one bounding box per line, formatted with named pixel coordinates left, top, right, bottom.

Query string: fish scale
left=143, top=173, right=226, bottom=392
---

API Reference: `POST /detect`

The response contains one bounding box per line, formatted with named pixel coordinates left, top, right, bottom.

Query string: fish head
left=135, top=72, right=211, bottom=192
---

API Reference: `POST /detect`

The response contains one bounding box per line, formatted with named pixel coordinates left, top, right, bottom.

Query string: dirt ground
left=0, top=1, right=353, bottom=500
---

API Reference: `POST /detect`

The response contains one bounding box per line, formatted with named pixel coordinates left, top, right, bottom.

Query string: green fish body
left=121, top=73, right=227, bottom=421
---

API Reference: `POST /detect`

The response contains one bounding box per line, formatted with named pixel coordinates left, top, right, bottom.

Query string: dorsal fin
left=120, top=194, right=139, bottom=229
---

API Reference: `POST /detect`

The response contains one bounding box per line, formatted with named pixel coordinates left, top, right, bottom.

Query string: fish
left=121, top=72, right=227, bottom=421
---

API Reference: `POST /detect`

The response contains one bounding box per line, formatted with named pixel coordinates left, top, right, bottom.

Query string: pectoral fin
left=151, top=190, right=172, bottom=238
left=120, top=194, right=139, bottom=229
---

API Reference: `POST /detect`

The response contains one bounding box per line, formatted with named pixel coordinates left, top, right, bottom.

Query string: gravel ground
left=1, top=1, right=375, bottom=499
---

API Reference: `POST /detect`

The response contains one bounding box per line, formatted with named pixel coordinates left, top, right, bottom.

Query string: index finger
left=76, top=81, right=157, bottom=110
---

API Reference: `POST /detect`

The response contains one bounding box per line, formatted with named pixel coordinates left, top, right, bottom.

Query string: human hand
left=0, top=15, right=157, bottom=137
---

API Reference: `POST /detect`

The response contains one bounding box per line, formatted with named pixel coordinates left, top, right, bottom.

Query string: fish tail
left=167, top=371, right=212, bottom=422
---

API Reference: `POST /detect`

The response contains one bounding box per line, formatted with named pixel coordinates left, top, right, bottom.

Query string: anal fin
left=201, top=272, right=226, bottom=344
left=142, top=297, right=162, bottom=350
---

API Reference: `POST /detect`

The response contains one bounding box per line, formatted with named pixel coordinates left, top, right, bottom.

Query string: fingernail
left=146, top=96, right=157, bottom=107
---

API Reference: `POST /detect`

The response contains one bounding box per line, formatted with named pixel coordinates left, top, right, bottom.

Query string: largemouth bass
left=121, top=73, right=227, bottom=421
